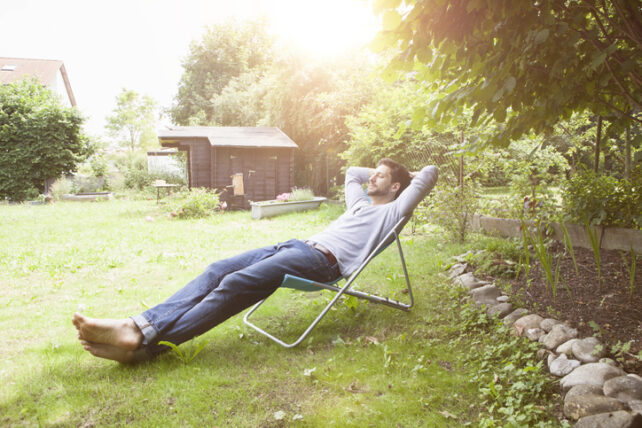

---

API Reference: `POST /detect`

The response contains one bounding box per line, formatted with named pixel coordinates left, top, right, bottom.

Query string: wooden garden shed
left=157, top=127, right=298, bottom=206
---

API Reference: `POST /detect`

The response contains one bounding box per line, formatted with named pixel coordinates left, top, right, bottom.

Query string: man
left=73, top=159, right=438, bottom=363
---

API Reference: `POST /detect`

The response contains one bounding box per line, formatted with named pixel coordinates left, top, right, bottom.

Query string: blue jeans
left=131, top=239, right=341, bottom=360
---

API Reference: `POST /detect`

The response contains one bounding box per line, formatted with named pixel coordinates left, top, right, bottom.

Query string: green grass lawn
left=0, top=200, right=563, bottom=427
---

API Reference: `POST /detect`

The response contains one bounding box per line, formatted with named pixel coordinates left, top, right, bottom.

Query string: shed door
left=226, top=149, right=257, bottom=200
left=265, top=154, right=278, bottom=199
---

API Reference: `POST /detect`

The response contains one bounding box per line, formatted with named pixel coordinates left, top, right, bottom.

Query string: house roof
left=0, top=57, right=77, bottom=106
left=158, top=127, right=298, bottom=149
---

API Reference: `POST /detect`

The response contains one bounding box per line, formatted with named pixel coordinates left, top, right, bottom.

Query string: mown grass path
left=0, top=200, right=563, bottom=427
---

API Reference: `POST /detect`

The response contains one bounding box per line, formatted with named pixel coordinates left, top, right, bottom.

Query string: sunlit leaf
left=382, top=10, right=402, bottom=31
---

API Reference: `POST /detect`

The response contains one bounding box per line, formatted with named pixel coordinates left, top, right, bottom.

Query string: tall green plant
left=559, top=222, right=579, bottom=276
left=520, top=220, right=569, bottom=302
left=585, top=222, right=603, bottom=290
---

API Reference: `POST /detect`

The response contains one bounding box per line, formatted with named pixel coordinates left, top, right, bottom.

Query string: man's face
left=367, top=164, right=399, bottom=198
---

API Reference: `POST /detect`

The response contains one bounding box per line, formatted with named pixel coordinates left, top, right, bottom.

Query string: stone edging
left=448, top=257, right=642, bottom=428
left=470, top=215, right=642, bottom=253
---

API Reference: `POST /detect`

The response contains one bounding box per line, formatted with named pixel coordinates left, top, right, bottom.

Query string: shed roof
left=158, top=127, right=298, bottom=149
left=0, top=57, right=77, bottom=106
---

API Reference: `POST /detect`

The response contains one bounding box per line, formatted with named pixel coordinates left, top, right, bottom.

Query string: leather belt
left=305, top=241, right=337, bottom=266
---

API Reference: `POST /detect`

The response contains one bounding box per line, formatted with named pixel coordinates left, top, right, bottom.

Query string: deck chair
left=243, top=216, right=414, bottom=347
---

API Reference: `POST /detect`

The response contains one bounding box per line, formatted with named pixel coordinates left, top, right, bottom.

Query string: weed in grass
left=158, top=339, right=209, bottom=364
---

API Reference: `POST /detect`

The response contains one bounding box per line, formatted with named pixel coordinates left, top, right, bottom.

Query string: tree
left=169, top=18, right=274, bottom=125
left=262, top=52, right=376, bottom=193
left=0, top=78, right=90, bottom=201
left=372, top=0, right=641, bottom=146
left=105, top=89, right=158, bottom=152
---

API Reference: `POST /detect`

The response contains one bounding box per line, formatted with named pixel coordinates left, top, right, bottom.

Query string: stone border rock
left=448, top=258, right=642, bottom=428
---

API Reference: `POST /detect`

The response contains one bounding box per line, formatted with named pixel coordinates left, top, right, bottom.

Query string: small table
left=153, top=181, right=179, bottom=204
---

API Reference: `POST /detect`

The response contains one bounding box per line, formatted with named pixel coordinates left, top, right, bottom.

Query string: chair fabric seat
left=280, top=274, right=343, bottom=292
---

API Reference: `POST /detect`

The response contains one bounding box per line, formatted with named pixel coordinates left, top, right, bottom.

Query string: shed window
left=1, top=65, right=17, bottom=71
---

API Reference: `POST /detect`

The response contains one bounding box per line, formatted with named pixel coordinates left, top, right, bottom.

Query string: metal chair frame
left=243, top=216, right=414, bottom=347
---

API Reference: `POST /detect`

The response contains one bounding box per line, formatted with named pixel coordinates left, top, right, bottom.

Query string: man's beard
left=367, top=186, right=388, bottom=197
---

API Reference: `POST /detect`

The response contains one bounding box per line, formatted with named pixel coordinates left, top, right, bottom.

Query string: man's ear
left=391, top=182, right=400, bottom=194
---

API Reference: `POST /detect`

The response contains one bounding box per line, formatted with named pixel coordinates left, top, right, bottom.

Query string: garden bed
left=61, top=192, right=114, bottom=202
left=476, top=242, right=642, bottom=375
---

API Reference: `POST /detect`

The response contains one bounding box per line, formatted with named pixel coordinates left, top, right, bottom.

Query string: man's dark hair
left=378, top=158, right=411, bottom=199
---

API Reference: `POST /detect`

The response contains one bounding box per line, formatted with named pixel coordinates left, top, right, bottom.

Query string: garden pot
left=251, top=197, right=326, bottom=219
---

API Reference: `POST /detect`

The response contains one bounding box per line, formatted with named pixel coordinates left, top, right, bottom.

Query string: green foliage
left=563, top=165, right=642, bottom=228
left=263, top=53, right=376, bottom=193
left=49, top=177, right=73, bottom=201
left=374, top=0, right=641, bottom=146
left=158, top=339, right=209, bottom=364
left=455, top=299, right=563, bottom=427
left=342, top=79, right=459, bottom=173
left=89, top=154, right=108, bottom=178
left=170, top=18, right=274, bottom=126
left=467, top=238, right=523, bottom=278
left=209, top=69, right=269, bottom=126
left=585, top=222, right=603, bottom=288
left=112, top=151, right=184, bottom=192
left=165, top=188, right=221, bottom=219
left=427, top=179, right=480, bottom=243
left=521, top=220, right=565, bottom=301
left=0, top=78, right=90, bottom=201
left=559, top=222, right=579, bottom=276
left=503, top=136, right=569, bottom=219
left=105, top=89, right=158, bottom=152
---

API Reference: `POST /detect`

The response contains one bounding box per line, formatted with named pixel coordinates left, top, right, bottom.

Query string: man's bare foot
left=80, top=340, right=136, bottom=363
left=72, top=313, right=143, bottom=351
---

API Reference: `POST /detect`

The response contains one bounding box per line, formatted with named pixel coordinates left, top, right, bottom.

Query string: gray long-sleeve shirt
left=307, top=165, right=438, bottom=277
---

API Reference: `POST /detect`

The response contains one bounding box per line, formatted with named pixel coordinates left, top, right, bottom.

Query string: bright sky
left=1, top=0, right=379, bottom=139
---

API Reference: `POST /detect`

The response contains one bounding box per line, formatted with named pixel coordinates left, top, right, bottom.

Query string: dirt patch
left=479, top=243, right=642, bottom=375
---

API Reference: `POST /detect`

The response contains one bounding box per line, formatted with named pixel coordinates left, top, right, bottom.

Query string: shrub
left=563, top=165, right=642, bottom=229
left=165, top=188, right=221, bottom=219
left=49, top=178, right=73, bottom=201
left=427, top=180, right=480, bottom=243
left=0, top=78, right=91, bottom=201
left=124, top=167, right=153, bottom=190
left=49, top=177, right=73, bottom=201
